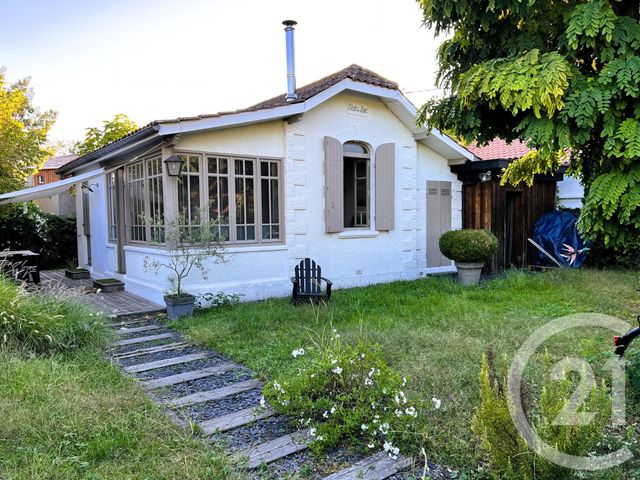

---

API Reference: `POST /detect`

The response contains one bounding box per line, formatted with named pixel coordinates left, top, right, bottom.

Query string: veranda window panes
left=174, top=151, right=282, bottom=246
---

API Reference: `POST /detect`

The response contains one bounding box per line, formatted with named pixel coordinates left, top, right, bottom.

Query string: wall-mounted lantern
left=164, top=155, right=184, bottom=177
left=478, top=171, right=492, bottom=183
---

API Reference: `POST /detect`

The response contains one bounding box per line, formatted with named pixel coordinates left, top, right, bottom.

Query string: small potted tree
left=439, top=229, right=498, bottom=286
left=143, top=214, right=228, bottom=320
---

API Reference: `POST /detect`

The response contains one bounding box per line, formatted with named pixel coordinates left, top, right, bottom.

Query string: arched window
left=343, top=142, right=370, bottom=228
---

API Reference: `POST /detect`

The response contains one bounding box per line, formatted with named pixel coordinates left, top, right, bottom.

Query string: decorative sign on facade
left=346, top=102, right=369, bottom=117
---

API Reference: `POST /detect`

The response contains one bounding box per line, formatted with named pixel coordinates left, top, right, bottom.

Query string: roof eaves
left=57, top=124, right=161, bottom=175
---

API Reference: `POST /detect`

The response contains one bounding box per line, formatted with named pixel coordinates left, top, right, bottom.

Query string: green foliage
left=0, top=69, right=56, bottom=194
left=0, top=202, right=77, bottom=269
left=0, top=276, right=109, bottom=354
left=472, top=352, right=612, bottom=479
left=417, top=0, right=640, bottom=255
left=439, top=229, right=498, bottom=263
left=194, top=291, right=243, bottom=309
left=143, top=213, right=228, bottom=296
left=263, top=327, right=419, bottom=456
left=73, top=113, right=138, bottom=157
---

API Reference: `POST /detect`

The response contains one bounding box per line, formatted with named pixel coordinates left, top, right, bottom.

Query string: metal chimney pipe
left=282, top=20, right=298, bottom=102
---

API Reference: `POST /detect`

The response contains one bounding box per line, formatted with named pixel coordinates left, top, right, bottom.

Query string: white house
left=0, top=62, right=476, bottom=305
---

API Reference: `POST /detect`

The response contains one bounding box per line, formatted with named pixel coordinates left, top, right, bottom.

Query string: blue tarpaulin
left=531, top=211, right=590, bottom=268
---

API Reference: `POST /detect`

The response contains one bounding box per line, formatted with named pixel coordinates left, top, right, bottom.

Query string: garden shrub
left=263, top=328, right=418, bottom=458
left=0, top=276, right=108, bottom=354
left=0, top=203, right=77, bottom=269
left=472, top=351, right=611, bottom=479
left=439, top=229, right=498, bottom=263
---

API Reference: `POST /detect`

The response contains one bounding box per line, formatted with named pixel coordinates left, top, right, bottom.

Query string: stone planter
left=92, top=278, right=125, bottom=293
left=164, top=293, right=195, bottom=320
left=455, top=261, right=485, bottom=286
left=65, top=268, right=90, bottom=280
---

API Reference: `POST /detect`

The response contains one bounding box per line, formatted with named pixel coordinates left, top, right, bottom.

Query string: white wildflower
left=367, top=442, right=375, bottom=449
left=291, top=348, right=305, bottom=358
left=317, top=435, right=324, bottom=441
left=405, top=406, right=417, bottom=418
left=332, top=366, right=343, bottom=375
left=330, top=405, right=336, bottom=414
left=323, top=411, right=329, bottom=419
left=379, top=422, right=390, bottom=435
left=395, top=409, right=403, bottom=418
left=309, top=428, right=317, bottom=437
left=402, top=376, right=407, bottom=387
left=331, top=359, right=338, bottom=365
left=364, top=378, right=374, bottom=387
left=432, top=397, right=442, bottom=409
left=361, top=424, right=368, bottom=431
left=259, top=396, right=267, bottom=408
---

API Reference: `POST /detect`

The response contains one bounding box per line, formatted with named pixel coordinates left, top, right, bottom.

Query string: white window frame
left=123, top=154, right=165, bottom=245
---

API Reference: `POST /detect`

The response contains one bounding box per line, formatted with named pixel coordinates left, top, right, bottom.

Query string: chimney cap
left=282, top=20, right=297, bottom=27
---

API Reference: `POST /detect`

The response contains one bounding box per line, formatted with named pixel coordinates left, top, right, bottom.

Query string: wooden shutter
left=427, top=180, right=453, bottom=267
left=375, top=143, right=395, bottom=231
left=324, top=136, right=344, bottom=233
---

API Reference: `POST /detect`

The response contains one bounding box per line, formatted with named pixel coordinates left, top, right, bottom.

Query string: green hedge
left=439, top=229, right=498, bottom=263
left=0, top=203, right=77, bottom=269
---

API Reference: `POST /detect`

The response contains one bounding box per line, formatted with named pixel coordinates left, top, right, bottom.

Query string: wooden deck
left=38, top=270, right=164, bottom=317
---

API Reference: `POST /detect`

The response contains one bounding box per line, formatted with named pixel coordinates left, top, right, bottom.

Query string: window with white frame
left=207, top=156, right=230, bottom=240
left=260, top=160, right=280, bottom=241
left=176, top=152, right=282, bottom=245
left=127, top=162, right=146, bottom=242
left=147, top=157, right=164, bottom=242
left=124, top=155, right=165, bottom=244
left=107, top=171, right=117, bottom=241
left=177, top=154, right=202, bottom=236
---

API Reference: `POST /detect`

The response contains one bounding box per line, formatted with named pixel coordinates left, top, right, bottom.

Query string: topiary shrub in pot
left=439, top=229, right=498, bottom=286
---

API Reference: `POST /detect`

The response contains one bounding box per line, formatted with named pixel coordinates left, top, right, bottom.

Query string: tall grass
left=0, top=276, right=109, bottom=354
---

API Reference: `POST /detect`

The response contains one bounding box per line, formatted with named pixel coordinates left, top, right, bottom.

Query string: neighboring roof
left=40, top=154, right=77, bottom=170
left=59, top=64, right=474, bottom=175
left=467, top=139, right=531, bottom=161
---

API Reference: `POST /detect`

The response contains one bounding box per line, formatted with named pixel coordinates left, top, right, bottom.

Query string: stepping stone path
left=106, top=314, right=455, bottom=479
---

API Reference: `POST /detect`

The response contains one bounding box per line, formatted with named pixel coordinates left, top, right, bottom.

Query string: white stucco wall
left=79, top=91, right=462, bottom=305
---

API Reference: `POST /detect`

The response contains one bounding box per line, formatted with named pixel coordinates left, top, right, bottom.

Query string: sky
left=0, top=0, right=445, bottom=147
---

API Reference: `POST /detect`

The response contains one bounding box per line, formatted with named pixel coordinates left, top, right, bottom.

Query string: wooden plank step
left=115, top=325, right=161, bottom=335
left=201, top=406, right=274, bottom=434
left=111, top=332, right=175, bottom=347
left=142, top=363, right=237, bottom=389
left=323, top=452, right=412, bottom=480
left=124, top=352, right=210, bottom=373
left=112, top=342, right=189, bottom=360
left=239, top=429, right=310, bottom=469
left=168, top=379, right=262, bottom=408
left=108, top=318, right=151, bottom=328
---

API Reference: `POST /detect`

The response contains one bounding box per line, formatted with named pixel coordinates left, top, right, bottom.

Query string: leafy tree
left=0, top=69, right=56, bottom=193
left=417, top=0, right=640, bottom=254
left=73, top=113, right=138, bottom=157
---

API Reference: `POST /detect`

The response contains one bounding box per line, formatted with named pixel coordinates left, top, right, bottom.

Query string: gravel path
left=105, top=313, right=458, bottom=479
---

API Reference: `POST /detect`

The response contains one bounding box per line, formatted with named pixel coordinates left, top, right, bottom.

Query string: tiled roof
left=467, top=139, right=531, bottom=160
left=61, top=65, right=401, bottom=173
left=153, top=64, right=399, bottom=123
left=41, top=154, right=77, bottom=169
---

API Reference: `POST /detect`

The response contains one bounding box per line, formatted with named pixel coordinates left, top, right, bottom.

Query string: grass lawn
left=173, top=269, right=640, bottom=470
left=0, top=349, right=243, bottom=479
